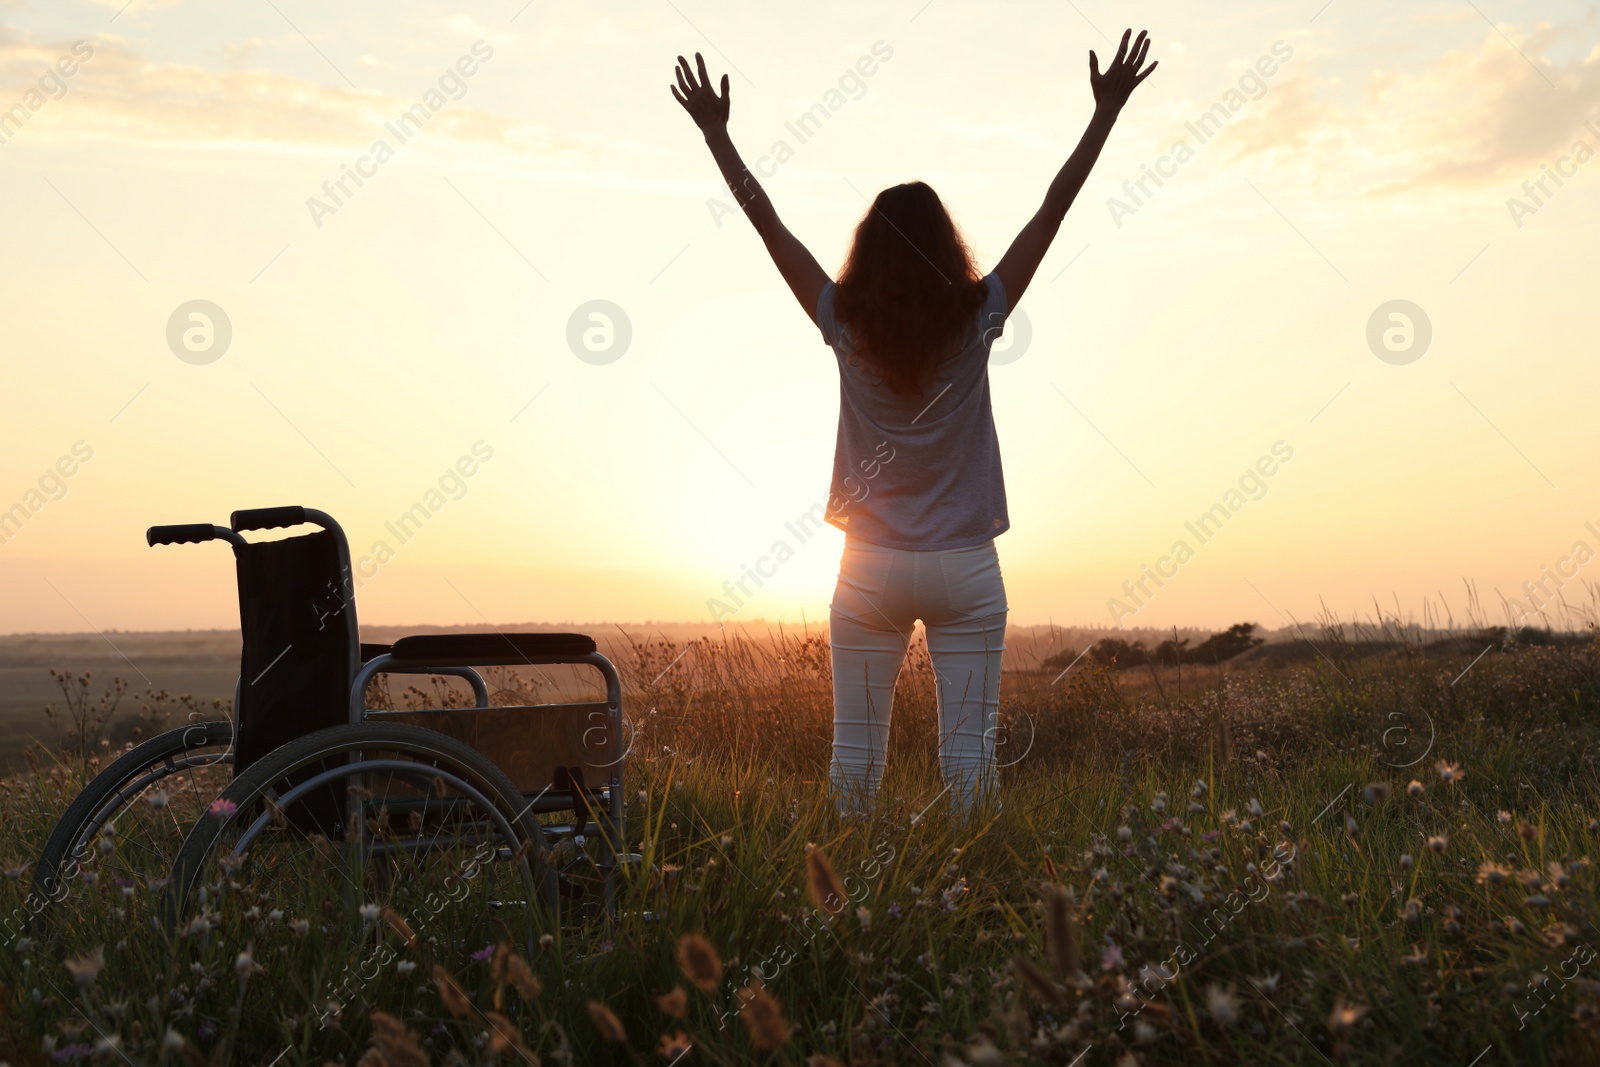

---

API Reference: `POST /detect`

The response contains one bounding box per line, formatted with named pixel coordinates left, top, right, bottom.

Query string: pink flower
left=208, top=798, right=238, bottom=817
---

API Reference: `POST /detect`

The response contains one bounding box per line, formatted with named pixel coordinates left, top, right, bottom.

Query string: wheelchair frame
left=30, top=505, right=627, bottom=930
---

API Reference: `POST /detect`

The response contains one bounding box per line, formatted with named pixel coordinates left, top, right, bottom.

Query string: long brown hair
left=833, top=182, right=988, bottom=396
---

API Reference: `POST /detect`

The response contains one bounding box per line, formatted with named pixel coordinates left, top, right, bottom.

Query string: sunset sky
left=1, top=0, right=1596, bottom=635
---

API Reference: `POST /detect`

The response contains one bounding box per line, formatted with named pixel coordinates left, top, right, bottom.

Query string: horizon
left=2, top=0, right=1598, bottom=635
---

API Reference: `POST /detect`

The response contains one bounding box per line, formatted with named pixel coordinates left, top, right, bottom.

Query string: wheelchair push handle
left=231, top=506, right=307, bottom=532
left=147, top=524, right=227, bottom=547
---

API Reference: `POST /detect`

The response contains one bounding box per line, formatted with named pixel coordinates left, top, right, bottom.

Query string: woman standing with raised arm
left=671, top=31, right=1156, bottom=816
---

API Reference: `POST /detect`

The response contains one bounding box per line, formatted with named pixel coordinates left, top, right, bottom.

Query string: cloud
left=1372, top=23, right=1600, bottom=190
left=1223, top=19, right=1600, bottom=193
left=0, top=25, right=542, bottom=153
left=83, top=0, right=183, bottom=14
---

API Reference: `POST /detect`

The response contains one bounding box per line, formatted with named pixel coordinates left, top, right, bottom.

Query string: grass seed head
left=433, top=964, right=471, bottom=1018
left=364, top=1011, right=430, bottom=1067
left=657, top=985, right=689, bottom=1017
left=677, top=932, right=723, bottom=992
left=806, top=848, right=847, bottom=915
left=588, top=1000, right=628, bottom=1043
left=738, top=982, right=791, bottom=1051
left=1042, top=883, right=1081, bottom=978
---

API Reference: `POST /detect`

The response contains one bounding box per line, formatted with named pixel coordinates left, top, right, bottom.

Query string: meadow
left=0, top=617, right=1596, bottom=1065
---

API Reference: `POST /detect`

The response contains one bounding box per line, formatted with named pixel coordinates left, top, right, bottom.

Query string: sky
left=0, top=0, right=1597, bottom=636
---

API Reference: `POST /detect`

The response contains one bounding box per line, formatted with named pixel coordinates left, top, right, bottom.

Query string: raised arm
left=671, top=52, right=830, bottom=326
left=995, top=29, right=1156, bottom=309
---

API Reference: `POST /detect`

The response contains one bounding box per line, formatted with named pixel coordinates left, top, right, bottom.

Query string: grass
left=0, top=620, right=1597, bottom=1065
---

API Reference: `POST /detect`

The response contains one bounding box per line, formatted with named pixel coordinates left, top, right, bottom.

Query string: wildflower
left=1116, top=825, right=1132, bottom=842
left=961, top=1034, right=1006, bottom=1065
left=1407, top=780, right=1424, bottom=797
left=1343, top=814, right=1358, bottom=835
left=739, top=983, right=791, bottom=1050
left=1435, top=760, right=1463, bottom=783
left=1506, top=917, right=1527, bottom=935
left=1101, top=943, right=1124, bottom=971
left=1517, top=820, right=1539, bottom=842
left=887, top=902, right=902, bottom=919
left=539, top=933, right=555, bottom=949
left=1363, top=782, right=1390, bottom=805
left=1477, top=862, right=1513, bottom=885
left=1399, top=854, right=1414, bottom=871
left=659, top=1032, right=693, bottom=1059
left=1251, top=972, right=1280, bottom=994
left=1247, top=798, right=1264, bottom=818
left=1400, top=946, right=1429, bottom=966
left=1543, top=923, right=1581, bottom=947
left=1524, top=894, right=1551, bottom=908
left=161, top=1029, right=185, bottom=1053
left=358, top=903, right=380, bottom=923
left=146, top=789, right=168, bottom=810
left=1327, top=997, right=1368, bottom=1035
left=1151, top=792, right=1167, bottom=813
left=1427, top=835, right=1448, bottom=854
left=588, top=1000, right=628, bottom=1043
left=396, top=960, right=417, bottom=977
left=657, top=986, right=688, bottom=1017
left=856, top=906, right=872, bottom=931
left=207, top=798, right=238, bottom=817
left=235, top=949, right=256, bottom=980
left=1205, top=983, right=1239, bottom=1026
left=1192, top=779, right=1208, bottom=797
left=1547, top=861, right=1570, bottom=889
left=289, top=919, right=310, bottom=938
left=64, top=946, right=105, bottom=988
left=1402, top=899, right=1422, bottom=922
left=1498, top=810, right=1512, bottom=825
left=719, top=834, right=732, bottom=848
left=470, top=943, right=494, bottom=963
left=677, top=933, right=723, bottom=992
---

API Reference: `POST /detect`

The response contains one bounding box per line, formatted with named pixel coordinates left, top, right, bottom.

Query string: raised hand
left=670, top=52, right=730, bottom=134
left=1090, top=29, right=1157, bottom=111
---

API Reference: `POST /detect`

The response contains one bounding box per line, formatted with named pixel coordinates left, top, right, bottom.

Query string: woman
left=671, top=31, right=1156, bottom=815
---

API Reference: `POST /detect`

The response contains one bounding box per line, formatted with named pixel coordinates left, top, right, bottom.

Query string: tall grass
left=0, top=622, right=1597, bottom=1064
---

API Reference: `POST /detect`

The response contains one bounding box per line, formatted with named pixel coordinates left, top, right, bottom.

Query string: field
left=0, top=620, right=1597, bottom=1065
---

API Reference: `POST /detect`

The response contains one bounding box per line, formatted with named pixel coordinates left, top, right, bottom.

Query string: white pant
left=828, top=536, right=1008, bottom=815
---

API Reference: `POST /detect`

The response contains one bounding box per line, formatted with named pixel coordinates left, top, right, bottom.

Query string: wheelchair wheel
left=163, top=722, right=557, bottom=970
left=24, top=719, right=234, bottom=941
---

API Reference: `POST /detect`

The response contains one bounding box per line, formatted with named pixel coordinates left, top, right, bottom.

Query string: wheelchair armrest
left=386, top=632, right=597, bottom=666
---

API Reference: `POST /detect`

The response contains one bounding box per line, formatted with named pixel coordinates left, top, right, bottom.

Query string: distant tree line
left=1042, top=623, right=1265, bottom=673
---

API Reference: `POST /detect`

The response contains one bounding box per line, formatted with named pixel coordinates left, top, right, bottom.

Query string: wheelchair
left=27, top=506, right=627, bottom=953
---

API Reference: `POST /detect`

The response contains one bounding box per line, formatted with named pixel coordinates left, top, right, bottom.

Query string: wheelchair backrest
left=233, top=528, right=358, bottom=778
